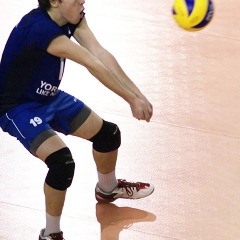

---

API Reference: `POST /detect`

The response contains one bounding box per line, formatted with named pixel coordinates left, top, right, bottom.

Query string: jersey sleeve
left=32, top=19, right=64, bottom=50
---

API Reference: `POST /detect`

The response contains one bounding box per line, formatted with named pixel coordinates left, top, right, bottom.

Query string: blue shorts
left=0, top=90, right=91, bottom=154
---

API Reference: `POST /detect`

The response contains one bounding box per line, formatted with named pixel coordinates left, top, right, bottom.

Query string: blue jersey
left=0, top=8, right=83, bottom=116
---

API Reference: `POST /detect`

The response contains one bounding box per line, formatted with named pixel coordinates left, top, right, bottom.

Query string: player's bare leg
left=71, top=111, right=118, bottom=174
left=72, top=110, right=154, bottom=203
left=36, top=135, right=68, bottom=236
left=36, top=135, right=67, bottom=216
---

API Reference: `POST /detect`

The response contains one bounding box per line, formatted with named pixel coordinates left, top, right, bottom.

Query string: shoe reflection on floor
left=96, top=203, right=156, bottom=240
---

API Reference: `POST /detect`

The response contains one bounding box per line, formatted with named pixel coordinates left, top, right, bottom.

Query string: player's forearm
left=86, top=57, right=137, bottom=105
left=97, top=48, right=144, bottom=98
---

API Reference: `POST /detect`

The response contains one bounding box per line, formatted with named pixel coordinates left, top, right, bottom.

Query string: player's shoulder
left=24, top=8, right=49, bottom=21
left=19, top=8, right=55, bottom=30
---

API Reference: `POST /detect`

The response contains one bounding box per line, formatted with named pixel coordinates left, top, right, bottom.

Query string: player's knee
left=88, top=120, right=121, bottom=153
left=44, top=147, right=75, bottom=191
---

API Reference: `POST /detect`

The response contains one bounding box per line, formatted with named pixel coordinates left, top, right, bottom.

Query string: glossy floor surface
left=1, top=0, right=240, bottom=239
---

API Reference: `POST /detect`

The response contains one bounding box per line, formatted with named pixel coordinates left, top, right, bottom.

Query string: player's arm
left=46, top=35, right=137, bottom=107
left=73, top=17, right=153, bottom=121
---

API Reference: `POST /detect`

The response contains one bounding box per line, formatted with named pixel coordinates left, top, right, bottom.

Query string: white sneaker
left=95, top=179, right=154, bottom=203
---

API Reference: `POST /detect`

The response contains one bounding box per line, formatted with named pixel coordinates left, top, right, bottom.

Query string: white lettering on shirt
left=36, top=81, right=58, bottom=97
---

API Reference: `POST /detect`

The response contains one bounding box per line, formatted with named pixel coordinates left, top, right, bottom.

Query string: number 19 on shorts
left=30, top=117, right=43, bottom=127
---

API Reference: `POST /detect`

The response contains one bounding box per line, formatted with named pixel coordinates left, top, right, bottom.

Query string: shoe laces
left=117, top=179, right=141, bottom=196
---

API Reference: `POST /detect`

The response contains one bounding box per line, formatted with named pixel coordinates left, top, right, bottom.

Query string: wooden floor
left=1, top=0, right=240, bottom=239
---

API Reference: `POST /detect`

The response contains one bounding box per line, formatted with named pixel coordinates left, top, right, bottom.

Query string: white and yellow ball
left=172, top=0, right=214, bottom=31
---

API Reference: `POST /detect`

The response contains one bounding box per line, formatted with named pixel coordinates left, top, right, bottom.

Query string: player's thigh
left=71, top=110, right=103, bottom=140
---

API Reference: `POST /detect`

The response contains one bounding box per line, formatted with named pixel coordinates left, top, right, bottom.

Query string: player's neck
left=47, top=9, right=68, bottom=27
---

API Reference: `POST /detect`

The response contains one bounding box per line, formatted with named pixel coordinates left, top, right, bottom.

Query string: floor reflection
left=96, top=203, right=156, bottom=240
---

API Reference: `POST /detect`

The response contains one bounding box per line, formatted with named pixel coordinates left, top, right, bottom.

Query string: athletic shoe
left=39, top=229, right=65, bottom=240
left=95, top=179, right=154, bottom=203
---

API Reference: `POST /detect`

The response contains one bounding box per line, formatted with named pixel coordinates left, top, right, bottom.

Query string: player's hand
left=129, top=97, right=153, bottom=122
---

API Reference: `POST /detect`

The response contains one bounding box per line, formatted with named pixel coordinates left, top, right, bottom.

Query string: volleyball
left=172, top=0, right=214, bottom=31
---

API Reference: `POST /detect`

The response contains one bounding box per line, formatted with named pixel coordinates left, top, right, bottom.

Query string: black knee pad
left=88, top=120, right=121, bottom=153
left=45, top=147, right=75, bottom=191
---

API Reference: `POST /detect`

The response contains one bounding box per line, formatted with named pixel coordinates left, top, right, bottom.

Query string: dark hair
left=38, top=0, right=51, bottom=10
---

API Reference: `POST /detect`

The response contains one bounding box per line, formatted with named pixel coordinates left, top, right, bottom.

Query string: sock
left=44, top=213, right=61, bottom=236
left=97, top=170, right=118, bottom=193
